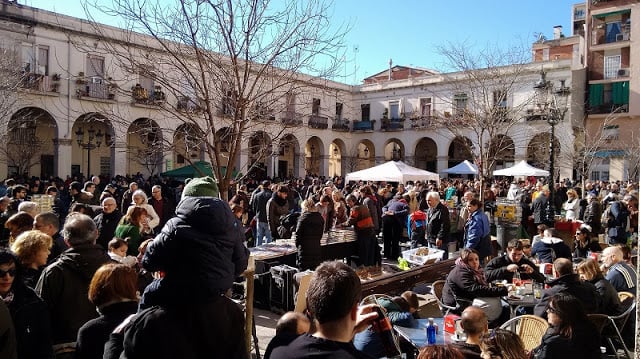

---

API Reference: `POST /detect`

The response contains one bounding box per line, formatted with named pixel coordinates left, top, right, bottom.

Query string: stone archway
left=448, top=136, right=473, bottom=168
left=278, top=134, right=299, bottom=179
left=527, top=133, right=559, bottom=171
left=4, top=107, right=58, bottom=178
left=487, top=134, right=515, bottom=171
left=127, top=118, right=163, bottom=176
left=304, top=136, right=324, bottom=176
left=247, top=131, right=271, bottom=180
left=174, top=123, right=204, bottom=168
left=384, top=138, right=404, bottom=162
left=72, top=112, right=114, bottom=178
left=415, top=137, right=438, bottom=172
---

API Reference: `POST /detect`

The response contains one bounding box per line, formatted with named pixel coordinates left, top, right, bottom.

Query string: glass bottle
left=372, top=306, right=400, bottom=357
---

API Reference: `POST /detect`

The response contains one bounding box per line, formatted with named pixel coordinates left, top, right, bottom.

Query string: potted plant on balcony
left=50, top=73, right=61, bottom=92
left=153, top=85, right=166, bottom=103
left=75, top=72, right=85, bottom=84
left=381, top=108, right=390, bottom=130
left=131, top=83, right=149, bottom=102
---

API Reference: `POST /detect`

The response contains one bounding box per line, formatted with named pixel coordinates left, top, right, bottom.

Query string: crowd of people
left=0, top=171, right=637, bottom=358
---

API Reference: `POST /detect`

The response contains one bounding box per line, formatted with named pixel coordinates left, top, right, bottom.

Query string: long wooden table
left=361, top=259, right=455, bottom=297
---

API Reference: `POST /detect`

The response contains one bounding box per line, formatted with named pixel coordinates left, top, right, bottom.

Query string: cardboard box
left=402, top=247, right=444, bottom=265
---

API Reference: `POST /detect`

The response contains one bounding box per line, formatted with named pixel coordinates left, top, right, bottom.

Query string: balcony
left=281, top=112, right=303, bottom=126
left=76, top=79, right=113, bottom=101
left=308, top=115, right=328, bottom=129
left=176, top=96, right=204, bottom=112
left=352, top=120, right=375, bottom=132
left=380, top=118, right=405, bottom=131
left=588, top=103, right=628, bottom=115
left=132, top=85, right=166, bottom=105
left=332, top=118, right=350, bottom=131
left=410, top=116, right=435, bottom=130
left=19, top=73, right=60, bottom=93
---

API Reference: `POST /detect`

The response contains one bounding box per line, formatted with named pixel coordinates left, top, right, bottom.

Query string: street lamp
left=532, top=70, right=570, bottom=224
left=392, top=143, right=401, bottom=161
left=75, top=126, right=104, bottom=177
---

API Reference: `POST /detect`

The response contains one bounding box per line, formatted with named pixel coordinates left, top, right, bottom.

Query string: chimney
left=388, top=58, right=393, bottom=81
left=553, top=25, right=563, bottom=40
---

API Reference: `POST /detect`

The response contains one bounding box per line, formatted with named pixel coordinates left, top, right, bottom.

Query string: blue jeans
left=256, top=221, right=272, bottom=246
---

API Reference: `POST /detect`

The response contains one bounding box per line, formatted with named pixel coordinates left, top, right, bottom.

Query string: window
left=312, top=98, right=320, bottom=116
left=37, top=47, right=49, bottom=75
left=453, top=93, right=468, bottom=117
left=286, top=93, right=296, bottom=113
left=389, top=101, right=400, bottom=119
left=542, top=48, right=549, bottom=61
left=86, top=55, right=105, bottom=79
left=361, top=104, right=370, bottom=121
left=100, top=157, right=111, bottom=176
left=21, top=45, right=48, bottom=75
left=493, top=90, right=507, bottom=108
left=420, top=98, right=432, bottom=117
left=335, top=102, right=343, bottom=120
left=604, top=55, right=621, bottom=79
left=138, top=66, right=154, bottom=92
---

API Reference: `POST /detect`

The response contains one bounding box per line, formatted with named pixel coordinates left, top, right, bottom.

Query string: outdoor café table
left=394, top=317, right=460, bottom=351
left=505, top=292, right=538, bottom=319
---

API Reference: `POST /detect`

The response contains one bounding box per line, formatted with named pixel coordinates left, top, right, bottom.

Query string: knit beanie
left=181, top=176, right=219, bottom=199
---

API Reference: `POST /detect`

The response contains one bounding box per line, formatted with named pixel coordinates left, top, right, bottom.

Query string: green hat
left=181, top=176, right=219, bottom=199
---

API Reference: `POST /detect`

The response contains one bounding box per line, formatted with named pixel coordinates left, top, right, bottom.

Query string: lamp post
left=392, top=143, right=401, bottom=161
left=532, top=70, right=570, bottom=224
left=75, top=126, right=103, bottom=177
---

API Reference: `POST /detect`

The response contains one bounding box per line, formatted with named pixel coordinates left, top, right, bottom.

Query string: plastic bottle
left=426, top=317, right=437, bottom=345
left=371, top=306, right=400, bottom=357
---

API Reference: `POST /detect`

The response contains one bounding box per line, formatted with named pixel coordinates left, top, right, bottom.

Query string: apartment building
left=0, top=1, right=579, bottom=182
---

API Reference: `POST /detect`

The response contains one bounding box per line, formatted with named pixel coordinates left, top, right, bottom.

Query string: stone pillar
left=321, top=154, right=329, bottom=177
left=54, top=138, right=73, bottom=178
left=269, top=144, right=279, bottom=178
left=437, top=155, right=448, bottom=174
left=113, top=141, right=128, bottom=176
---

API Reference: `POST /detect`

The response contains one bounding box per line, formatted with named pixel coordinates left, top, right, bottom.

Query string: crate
left=402, top=247, right=444, bottom=265
left=269, top=264, right=299, bottom=314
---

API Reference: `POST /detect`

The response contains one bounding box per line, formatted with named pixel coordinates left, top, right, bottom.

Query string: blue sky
left=25, top=0, right=578, bottom=84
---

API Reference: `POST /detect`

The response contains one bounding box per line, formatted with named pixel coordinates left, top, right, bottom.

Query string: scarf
left=271, top=192, right=288, bottom=206
left=455, top=257, right=488, bottom=286
left=1, top=291, right=14, bottom=305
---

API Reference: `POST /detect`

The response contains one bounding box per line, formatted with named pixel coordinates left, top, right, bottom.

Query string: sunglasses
left=0, top=268, right=17, bottom=277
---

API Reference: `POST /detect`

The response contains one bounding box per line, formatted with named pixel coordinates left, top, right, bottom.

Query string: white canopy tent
left=345, top=161, right=440, bottom=184
left=492, top=160, right=549, bottom=177
left=442, top=160, right=478, bottom=175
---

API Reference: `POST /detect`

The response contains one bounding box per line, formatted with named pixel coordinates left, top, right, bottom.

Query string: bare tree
left=79, top=0, right=348, bottom=199
left=430, top=41, right=534, bottom=198
left=0, top=46, right=39, bottom=176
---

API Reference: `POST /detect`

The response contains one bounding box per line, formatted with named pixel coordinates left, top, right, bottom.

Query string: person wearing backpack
left=604, top=198, right=629, bottom=245
left=407, top=208, right=427, bottom=249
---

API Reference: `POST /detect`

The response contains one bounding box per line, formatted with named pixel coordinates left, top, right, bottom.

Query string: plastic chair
left=588, top=300, right=636, bottom=359
left=499, top=314, right=549, bottom=352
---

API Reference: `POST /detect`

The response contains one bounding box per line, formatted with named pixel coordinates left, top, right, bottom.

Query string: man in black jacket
left=36, top=213, right=111, bottom=356
left=93, top=197, right=123, bottom=250
left=251, top=180, right=273, bottom=246
left=534, top=258, right=601, bottom=318
left=425, top=191, right=451, bottom=259
left=485, top=239, right=545, bottom=283
left=148, top=185, right=175, bottom=235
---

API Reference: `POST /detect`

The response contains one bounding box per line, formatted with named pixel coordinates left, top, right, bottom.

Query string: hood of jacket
left=56, top=243, right=111, bottom=281
left=174, top=196, right=237, bottom=238
left=540, top=236, right=564, bottom=244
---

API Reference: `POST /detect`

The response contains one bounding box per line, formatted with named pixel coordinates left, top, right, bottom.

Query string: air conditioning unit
left=90, top=76, right=103, bottom=84
left=617, top=68, right=630, bottom=77
left=616, top=33, right=630, bottom=41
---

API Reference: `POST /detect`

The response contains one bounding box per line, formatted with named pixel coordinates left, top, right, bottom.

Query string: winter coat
left=583, top=201, right=602, bottom=234
left=464, top=210, right=491, bottom=259
left=295, top=211, right=324, bottom=271
left=484, top=254, right=545, bottom=283
left=442, top=262, right=507, bottom=310
left=0, top=300, right=17, bottom=359
left=362, top=196, right=380, bottom=232
left=251, top=188, right=273, bottom=222
left=104, top=295, right=247, bottom=359
left=531, top=193, right=549, bottom=224
left=563, top=198, right=580, bottom=221
left=534, top=274, right=601, bottom=318
left=114, top=223, right=143, bottom=256
left=589, top=275, right=623, bottom=316
left=605, top=200, right=629, bottom=244
left=94, top=210, right=123, bottom=250
left=530, top=237, right=572, bottom=264
left=76, top=301, right=138, bottom=359
left=267, top=195, right=290, bottom=238
left=426, top=202, right=450, bottom=245
left=35, top=243, right=112, bottom=345
left=142, top=196, right=249, bottom=304
left=532, top=325, right=600, bottom=359
left=8, top=280, right=53, bottom=359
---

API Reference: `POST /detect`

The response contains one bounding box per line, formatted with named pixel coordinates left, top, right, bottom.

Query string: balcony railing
left=308, top=115, right=328, bottom=129
left=410, top=116, right=435, bottom=129
left=281, top=112, right=303, bottom=126
left=132, top=86, right=166, bottom=105
left=332, top=118, right=350, bottom=131
left=19, top=73, right=59, bottom=93
left=380, top=118, right=405, bottom=131
left=177, top=96, right=204, bottom=112
left=588, top=103, right=629, bottom=115
left=77, top=81, right=111, bottom=100
left=352, top=120, right=375, bottom=131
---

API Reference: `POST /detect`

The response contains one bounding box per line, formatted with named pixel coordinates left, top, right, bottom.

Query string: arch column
left=269, top=143, right=279, bottom=178
left=437, top=155, right=448, bottom=174
left=113, top=141, right=128, bottom=176
left=321, top=154, right=329, bottom=177
left=54, top=138, right=73, bottom=178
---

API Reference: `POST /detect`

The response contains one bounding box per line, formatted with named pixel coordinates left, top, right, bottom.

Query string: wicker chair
left=499, top=314, right=549, bottom=352
left=617, top=291, right=634, bottom=304
left=431, top=280, right=457, bottom=316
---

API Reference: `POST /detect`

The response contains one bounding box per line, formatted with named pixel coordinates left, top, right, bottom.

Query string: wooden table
left=361, top=259, right=455, bottom=297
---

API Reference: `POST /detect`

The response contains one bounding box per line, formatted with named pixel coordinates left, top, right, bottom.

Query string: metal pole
left=87, top=145, right=91, bottom=178
left=547, top=121, right=555, bottom=223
